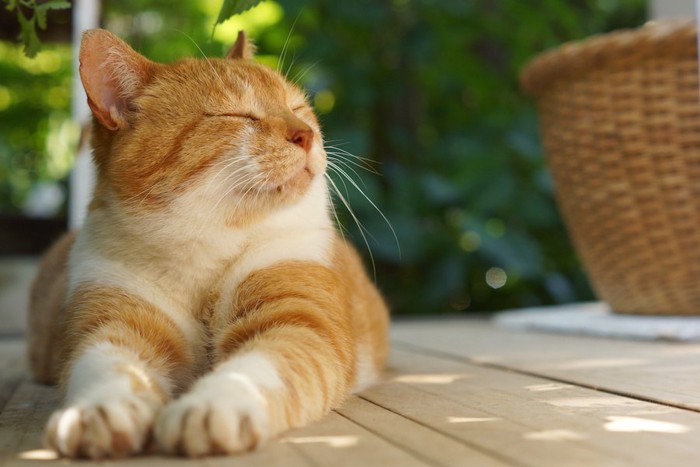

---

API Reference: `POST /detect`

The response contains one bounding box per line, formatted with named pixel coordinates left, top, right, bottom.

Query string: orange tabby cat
left=28, top=29, right=389, bottom=459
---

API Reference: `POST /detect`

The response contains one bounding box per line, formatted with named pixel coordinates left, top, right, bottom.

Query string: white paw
left=44, top=395, right=158, bottom=459
left=155, top=381, right=270, bottom=457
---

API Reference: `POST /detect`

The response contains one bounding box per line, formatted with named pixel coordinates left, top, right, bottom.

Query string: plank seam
left=0, top=378, right=23, bottom=415
left=332, top=407, right=441, bottom=467
left=285, top=441, right=324, bottom=467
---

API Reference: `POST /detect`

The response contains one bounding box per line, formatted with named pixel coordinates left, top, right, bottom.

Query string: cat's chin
left=270, top=166, right=316, bottom=201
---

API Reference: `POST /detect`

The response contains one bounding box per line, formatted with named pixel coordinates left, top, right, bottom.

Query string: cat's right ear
left=226, top=31, right=256, bottom=60
left=79, top=29, right=153, bottom=131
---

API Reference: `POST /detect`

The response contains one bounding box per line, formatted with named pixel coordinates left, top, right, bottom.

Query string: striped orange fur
left=29, top=29, right=389, bottom=459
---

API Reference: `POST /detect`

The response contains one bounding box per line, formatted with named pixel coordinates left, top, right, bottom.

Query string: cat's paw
left=44, top=395, right=158, bottom=459
left=154, top=380, right=270, bottom=457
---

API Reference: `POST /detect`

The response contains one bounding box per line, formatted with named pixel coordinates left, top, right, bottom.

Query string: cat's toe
left=155, top=392, right=268, bottom=457
left=44, top=396, right=157, bottom=459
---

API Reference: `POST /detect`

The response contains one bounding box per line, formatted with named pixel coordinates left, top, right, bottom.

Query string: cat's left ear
left=79, top=29, right=154, bottom=131
left=226, top=31, right=256, bottom=60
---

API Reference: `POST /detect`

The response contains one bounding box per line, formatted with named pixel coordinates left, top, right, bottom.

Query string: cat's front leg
left=155, top=261, right=356, bottom=457
left=154, top=351, right=280, bottom=456
left=45, top=285, right=195, bottom=458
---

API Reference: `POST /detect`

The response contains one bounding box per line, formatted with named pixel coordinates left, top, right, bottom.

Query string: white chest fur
left=67, top=177, right=334, bottom=340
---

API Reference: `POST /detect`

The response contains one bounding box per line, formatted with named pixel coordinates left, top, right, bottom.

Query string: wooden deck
left=2, top=314, right=700, bottom=466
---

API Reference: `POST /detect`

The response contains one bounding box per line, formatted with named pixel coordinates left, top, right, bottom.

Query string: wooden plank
left=280, top=409, right=430, bottom=467
left=363, top=346, right=700, bottom=467
left=0, top=384, right=422, bottom=466
left=4, top=437, right=312, bottom=467
left=336, top=396, right=509, bottom=467
left=102, top=441, right=312, bottom=467
left=0, top=381, right=312, bottom=467
left=195, top=443, right=311, bottom=467
left=391, top=319, right=700, bottom=410
left=0, top=382, right=61, bottom=460
left=0, top=257, right=36, bottom=334
left=0, top=339, right=27, bottom=413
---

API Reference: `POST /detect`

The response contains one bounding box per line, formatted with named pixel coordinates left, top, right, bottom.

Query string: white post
left=69, top=0, right=100, bottom=229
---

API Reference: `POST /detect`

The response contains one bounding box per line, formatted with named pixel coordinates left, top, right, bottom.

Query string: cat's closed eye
left=204, top=112, right=259, bottom=121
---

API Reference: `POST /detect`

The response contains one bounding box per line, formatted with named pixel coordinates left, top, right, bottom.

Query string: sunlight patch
left=393, top=374, right=467, bottom=384
left=525, top=383, right=573, bottom=392
left=544, top=397, right=644, bottom=408
left=18, top=449, right=59, bottom=460
left=524, top=429, right=587, bottom=441
left=282, top=435, right=359, bottom=448
left=447, top=416, right=500, bottom=424
left=604, top=416, right=691, bottom=434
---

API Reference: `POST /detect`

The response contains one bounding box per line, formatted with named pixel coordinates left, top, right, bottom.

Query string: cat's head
left=79, top=29, right=326, bottom=225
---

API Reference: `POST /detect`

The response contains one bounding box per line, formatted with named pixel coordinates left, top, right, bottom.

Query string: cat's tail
left=28, top=231, right=76, bottom=385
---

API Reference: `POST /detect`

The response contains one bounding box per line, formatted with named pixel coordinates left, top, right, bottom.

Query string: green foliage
left=216, top=0, right=264, bottom=26
left=3, top=0, right=71, bottom=57
left=0, top=41, right=74, bottom=215
left=0, top=0, right=647, bottom=315
left=250, top=0, right=646, bottom=314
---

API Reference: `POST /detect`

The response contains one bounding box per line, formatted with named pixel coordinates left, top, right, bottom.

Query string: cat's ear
left=79, top=29, right=153, bottom=131
left=226, top=31, right=256, bottom=60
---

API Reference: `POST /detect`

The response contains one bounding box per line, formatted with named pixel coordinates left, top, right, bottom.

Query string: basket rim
left=520, top=19, right=697, bottom=96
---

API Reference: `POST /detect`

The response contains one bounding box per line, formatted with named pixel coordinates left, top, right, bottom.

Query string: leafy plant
left=4, top=0, right=263, bottom=57
left=1, top=0, right=647, bottom=315
left=3, top=0, right=70, bottom=57
left=215, top=0, right=264, bottom=27
left=256, top=0, right=646, bottom=314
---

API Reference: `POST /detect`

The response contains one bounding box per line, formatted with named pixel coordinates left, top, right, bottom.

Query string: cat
left=28, top=29, right=389, bottom=459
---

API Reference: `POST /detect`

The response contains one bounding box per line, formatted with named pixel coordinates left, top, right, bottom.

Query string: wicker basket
left=521, top=20, right=700, bottom=315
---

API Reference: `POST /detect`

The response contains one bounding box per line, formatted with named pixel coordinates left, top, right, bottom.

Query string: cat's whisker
left=190, top=172, right=263, bottom=239
left=284, top=51, right=298, bottom=81
left=325, top=173, right=377, bottom=279
left=330, top=158, right=379, bottom=183
left=128, top=153, right=255, bottom=210
left=278, top=13, right=301, bottom=73
left=228, top=173, right=267, bottom=219
left=327, top=156, right=372, bottom=186
left=201, top=160, right=252, bottom=196
left=124, top=182, right=159, bottom=207
left=325, top=153, right=380, bottom=177
left=326, top=161, right=351, bottom=198
left=136, top=184, right=160, bottom=209
left=221, top=173, right=263, bottom=213
left=325, top=186, right=347, bottom=240
left=324, top=145, right=380, bottom=166
left=327, top=162, right=401, bottom=260
left=323, top=138, right=348, bottom=145
left=188, top=178, right=249, bottom=239
left=290, top=60, right=321, bottom=86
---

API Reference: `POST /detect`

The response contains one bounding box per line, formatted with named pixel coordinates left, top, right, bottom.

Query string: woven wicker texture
left=522, top=20, right=700, bottom=315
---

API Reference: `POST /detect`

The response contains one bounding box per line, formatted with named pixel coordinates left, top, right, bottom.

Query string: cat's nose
left=287, top=127, right=313, bottom=153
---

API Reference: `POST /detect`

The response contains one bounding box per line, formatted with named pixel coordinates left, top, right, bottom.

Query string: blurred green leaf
left=17, top=9, right=40, bottom=58
left=36, top=1, right=71, bottom=30
left=39, top=0, right=71, bottom=9
left=216, top=0, right=264, bottom=25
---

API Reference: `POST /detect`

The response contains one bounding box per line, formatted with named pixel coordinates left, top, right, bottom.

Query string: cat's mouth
left=259, top=150, right=326, bottom=198
left=275, top=165, right=315, bottom=194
